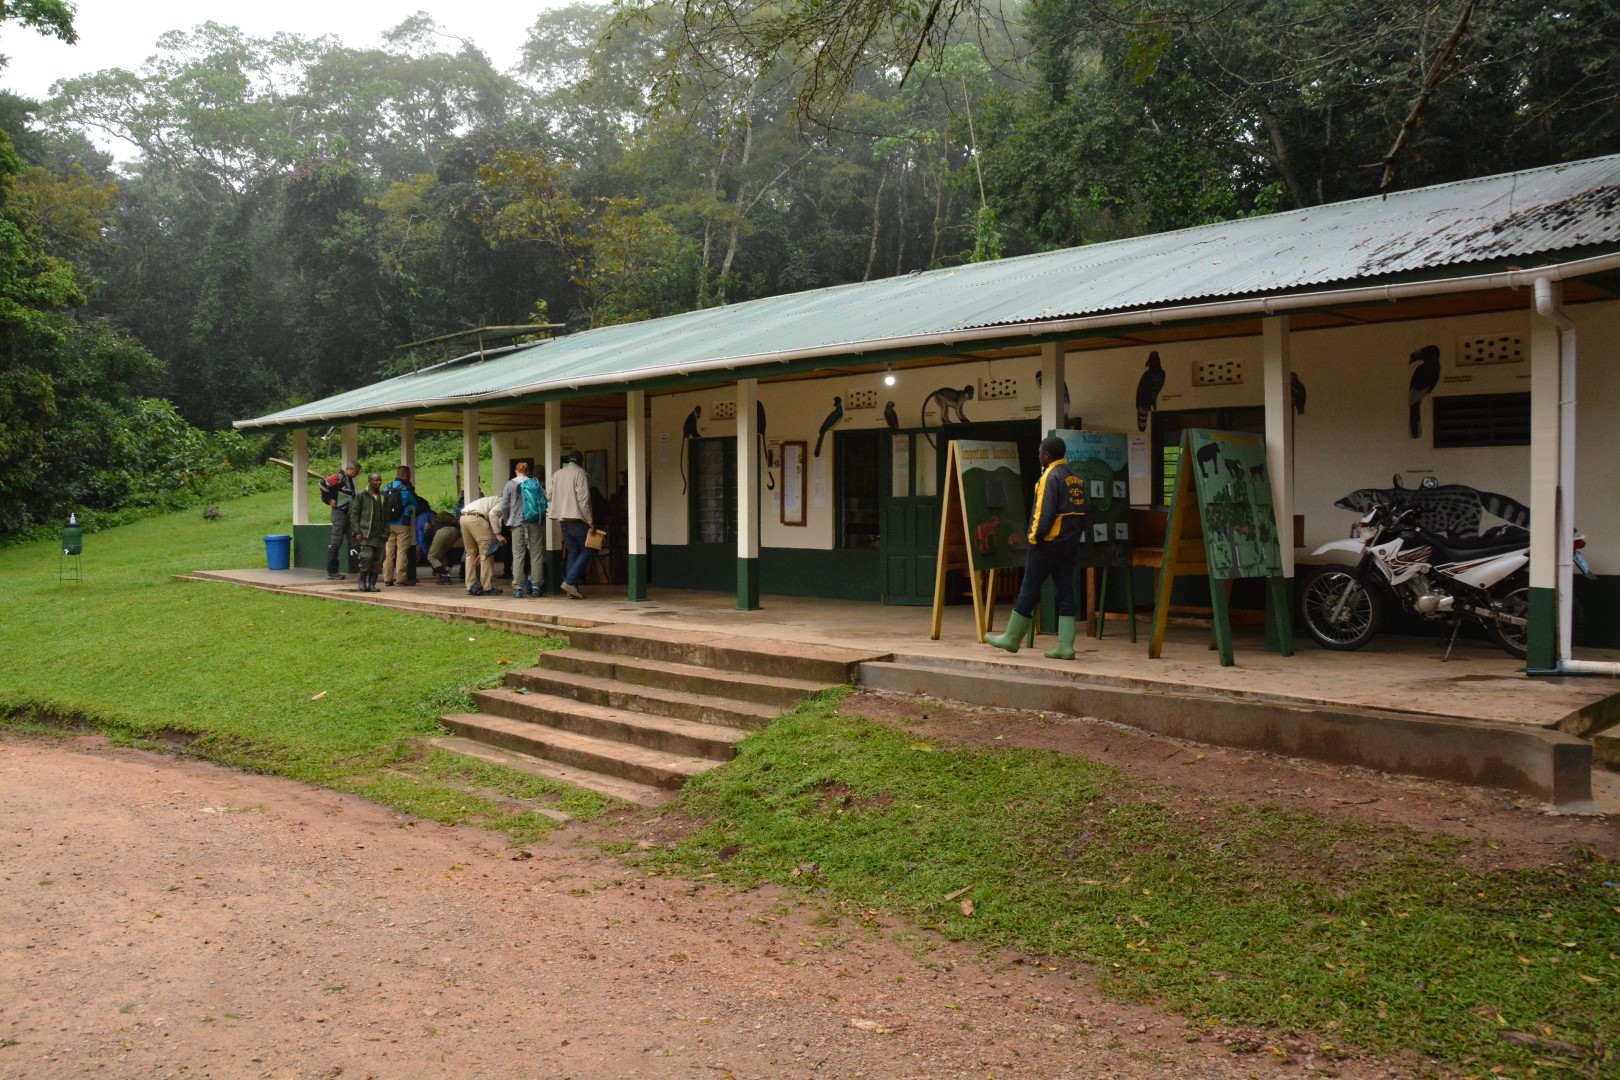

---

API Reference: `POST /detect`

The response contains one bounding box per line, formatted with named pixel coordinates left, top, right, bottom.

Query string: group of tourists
left=318, top=450, right=599, bottom=600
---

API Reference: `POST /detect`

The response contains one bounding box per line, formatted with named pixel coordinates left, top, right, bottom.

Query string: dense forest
left=1, top=0, right=1616, bottom=534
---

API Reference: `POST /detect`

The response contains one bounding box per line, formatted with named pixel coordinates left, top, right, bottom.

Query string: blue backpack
left=520, top=477, right=546, bottom=524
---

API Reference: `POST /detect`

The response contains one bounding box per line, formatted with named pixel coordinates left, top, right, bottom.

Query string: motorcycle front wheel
left=1299, top=567, right=1382, bottom=650
left=1487, top=586, right=1530, bottom=659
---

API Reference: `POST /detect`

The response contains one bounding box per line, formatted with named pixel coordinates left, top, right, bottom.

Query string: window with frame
left=1432, top=392, right=1531, bottom=448
left=1151, top=406, right=1265, bottom=505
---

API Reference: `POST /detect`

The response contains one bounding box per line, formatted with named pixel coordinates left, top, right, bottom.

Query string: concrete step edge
left=441, top=713, right=720, bottom=789
left=508, top=668, right=781, bottom=721
left=428, top=736, right=670, bottom=808
left=474, top=686, right=750, bottom=746
left=541, top=648, right=835, bottom=697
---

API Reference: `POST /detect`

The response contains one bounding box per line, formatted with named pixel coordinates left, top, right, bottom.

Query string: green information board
left=1149, top=428, right=1291, bottom=666
left=1054, top=429, right=1131, bottom=569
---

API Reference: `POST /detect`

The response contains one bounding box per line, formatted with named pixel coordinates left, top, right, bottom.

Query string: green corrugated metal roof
left=239, top=155, right=1620, bottom=430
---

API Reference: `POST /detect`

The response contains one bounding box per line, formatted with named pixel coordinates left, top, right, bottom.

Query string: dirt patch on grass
left=844, top=690, right=1620, bottom=872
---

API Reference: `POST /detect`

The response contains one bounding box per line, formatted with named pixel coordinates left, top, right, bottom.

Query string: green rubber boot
left=984, top=610, right=1033, bottom=653
left=1044, top=615, right=1077, bottom=660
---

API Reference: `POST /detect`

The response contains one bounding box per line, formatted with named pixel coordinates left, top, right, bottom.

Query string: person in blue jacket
left=985, top=436, right=1086, bottom=659
left=382, top=466, right=418, bottom=586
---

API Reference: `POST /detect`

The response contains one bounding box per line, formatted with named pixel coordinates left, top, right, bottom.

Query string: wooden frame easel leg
left=1208, top=578, right=1236, bottom=667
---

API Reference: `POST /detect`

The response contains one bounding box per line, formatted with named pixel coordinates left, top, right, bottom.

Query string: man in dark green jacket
left=351, top=472, right=389, bottom=593
left=986, top=436, right=1086, bottom=659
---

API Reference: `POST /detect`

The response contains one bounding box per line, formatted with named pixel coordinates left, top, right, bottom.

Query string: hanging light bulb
left=883, top=364, right=897, bottom=387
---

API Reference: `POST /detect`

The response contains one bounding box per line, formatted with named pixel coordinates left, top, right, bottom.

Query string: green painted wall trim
left=650, top=545, right=880, bottom=600
left=1526, top=586, right=1557, bottom=671
left=293, top=523, right=351, bottom=573
left=546, top=549, right=563, bottom=594
left=738, top=557, right=760, bottom=610
left=627, top=553, right=648, bottom=601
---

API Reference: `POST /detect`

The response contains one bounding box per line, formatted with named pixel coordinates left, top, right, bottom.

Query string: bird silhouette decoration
left=1135, top=351, right=1166, bottom=432
left=815, top=396, right=843, bottom=457
left=1290, top=371, right=1307, bottom=416
left=1407, top=345, right=1440, bottom=439
left=1034, top=370, right=1071, bottom=421
left=757, top=400, right=775, bottom=490
left=883, top=401, right=899, bottom=431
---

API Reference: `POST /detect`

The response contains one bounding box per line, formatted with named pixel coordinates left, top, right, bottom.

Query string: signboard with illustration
left=1149, top=429, right=1291, bottom=666
left=1054, top=429, right=1131, bottom=568
left=954, top=440, right=1027, bottom=572
left=930, top=440, right=1028, bottom=642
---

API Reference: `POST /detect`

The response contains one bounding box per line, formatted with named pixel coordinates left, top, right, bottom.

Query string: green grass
left=640, top=693, right=1619, bottom=1076
left=0, top=483, right=613, bottom=834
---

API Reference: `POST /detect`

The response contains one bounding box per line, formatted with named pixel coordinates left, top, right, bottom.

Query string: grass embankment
left=0, top=483, right=610, bottom=841
left=638, top=694, right=1617, bottom=1076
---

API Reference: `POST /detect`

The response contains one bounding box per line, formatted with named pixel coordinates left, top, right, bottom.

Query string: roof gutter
left=236, top=250, right=1620, bottom=429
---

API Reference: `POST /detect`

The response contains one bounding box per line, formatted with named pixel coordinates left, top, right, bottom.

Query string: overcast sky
left=0, top=0, right=564, bottom=102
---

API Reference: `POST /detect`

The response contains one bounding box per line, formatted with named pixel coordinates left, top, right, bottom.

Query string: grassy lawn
left=0, top=482, right=611, bottom=839
left=636, top=694, right=1618, bottom=1076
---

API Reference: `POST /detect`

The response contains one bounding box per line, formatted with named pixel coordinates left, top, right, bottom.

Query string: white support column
left=291, top=429, right=310, bottom=527
left=625, top=390, right=648, bottom=600
left=544, top=401, right=562, bottom=555
left=461, top=410, right=481, bottom=500
left=1039, top=340, right=1065, bottom=434
left=491, top=431, right=512, bottom=490
left=737, top=379, right=760, bottom=609
left=1262, top=315, right=1295, bottom=579
left=341, top=424, right=359, bottom=470
left=1528, top=285, right=1562, bottom=669
left=400, top=418, right=416, bottom=474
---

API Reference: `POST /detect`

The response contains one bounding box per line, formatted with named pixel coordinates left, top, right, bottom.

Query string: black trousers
left=326, top=508, right=350, bottom=574
left=1012, top=536, right=1082, bottom=619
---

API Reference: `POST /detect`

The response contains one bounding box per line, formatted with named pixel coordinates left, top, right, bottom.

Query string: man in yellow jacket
left=985, top=437, right=1086, bottom=659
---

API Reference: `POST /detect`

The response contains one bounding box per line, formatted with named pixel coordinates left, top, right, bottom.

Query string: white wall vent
left=981, top=375, right=1018, bottom=400
left=711, top=400, right=736, bottom=420
left=1456, top=335, right=1523, bottom=366
left=1192, top=358, right=1244, bottom=386
left=846, top=388, right=877, bottom=410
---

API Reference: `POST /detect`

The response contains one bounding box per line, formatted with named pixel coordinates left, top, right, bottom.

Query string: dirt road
left=0, top=736, right=1396, bottom=1080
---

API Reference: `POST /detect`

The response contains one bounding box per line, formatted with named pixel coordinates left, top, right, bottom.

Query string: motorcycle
left=1299, top=482, right=1593, bottom=660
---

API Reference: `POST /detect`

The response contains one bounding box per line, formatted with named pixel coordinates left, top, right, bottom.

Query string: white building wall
left=644, top=299, right=1618, bottom=571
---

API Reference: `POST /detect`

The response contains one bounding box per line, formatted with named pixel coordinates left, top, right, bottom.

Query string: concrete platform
left=185, top=567, right=1620, bottom=805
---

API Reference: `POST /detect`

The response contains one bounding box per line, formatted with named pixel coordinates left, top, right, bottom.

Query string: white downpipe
left=236, top=251, right=1620, bottom=428
left=1532, top=278, right=1617, bottom=677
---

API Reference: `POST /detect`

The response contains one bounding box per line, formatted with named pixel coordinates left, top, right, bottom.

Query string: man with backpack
left=318, top=461, right=360, bottom=581
left=499, top=461, right=547, bottom=598
left=381, top=465, right=418, bottom=587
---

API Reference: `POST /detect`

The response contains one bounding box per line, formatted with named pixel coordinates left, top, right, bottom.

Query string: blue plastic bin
left=264, top=533, right=292, bottom=570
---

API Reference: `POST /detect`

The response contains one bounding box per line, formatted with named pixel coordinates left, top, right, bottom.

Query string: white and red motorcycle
left=1299, top=494, right=1592, bottom=660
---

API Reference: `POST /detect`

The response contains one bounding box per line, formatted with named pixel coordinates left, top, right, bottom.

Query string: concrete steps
left=436, top=627, right=878, bottom=805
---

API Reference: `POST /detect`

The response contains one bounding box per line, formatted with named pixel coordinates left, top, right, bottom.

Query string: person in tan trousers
left=458, top=493, right=505, bottom=597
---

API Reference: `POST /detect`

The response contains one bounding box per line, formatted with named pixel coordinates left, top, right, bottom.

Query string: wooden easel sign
left=930, top=440, right=1027, bottom=642
left=1148, top=429, right=1291, bottom=666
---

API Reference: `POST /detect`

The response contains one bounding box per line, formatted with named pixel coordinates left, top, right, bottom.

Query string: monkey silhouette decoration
left=1407, top=345, right=1439, bottom=438
left=757, top=400, right=775, bottom=490
left=883, top=401, right=899, bottom=431
left=679, top=406, right=702, bottom=494
left=920, top=385, right=974, bottom=447
left=814, top=396, right=843, bottom=457
left=1135, top=351, right=1165, bottom=432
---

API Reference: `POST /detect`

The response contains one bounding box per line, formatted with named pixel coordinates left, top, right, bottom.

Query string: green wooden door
left=880, top=431, right=941, bottom=605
